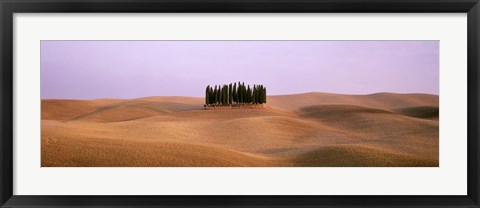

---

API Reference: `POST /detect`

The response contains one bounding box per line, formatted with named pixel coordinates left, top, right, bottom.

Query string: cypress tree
left=257, top=85, right=261, bottom=104
left=246, top=86, right=251, bottom=103
left=223, top=85, right=227, bottom=105
left=217, top=85, right=221, bottom=105
left=212, top=87, right=215, bottom=105
left=260, top=85, right=264, bottom=104
left=220, top=85, right=224, bottom=106
left=252, top=85, right=258, bottom=105
left=233, top=82, right=237, bottom=104
left=223, top=85, right=226, bottom=105
left=255, top=85, right=262, bottom=104
left=229, top=83, right=233, bottom=105
left=257, top=85, right=262, bottom=104
left=256, top=85, right=261, bottom=104
left=243, top=83, right=247, bottom=104
left=223, top=85, right=225, bottom=106
left=219, top=85, right=222, bottom=106
left=213, top=85, right=217, bottom=105
left=239, top=82, right=243, bottom=104
left=246, top=85, right=249, bottom=103
left=209, top=87, right=214, bottom=105
left=235, top=82, right=239, bottom=104
left=243, top=83, right=246, bottom=103
left=250, top=86, right=254, bottom=104
left=205, top=85, right=210, bottom=106
left=225, top=85, right=229, bottom=105
left=243, top=83, right=246, bottom=104
left=258, top=85, right=263, bottom=104
left=220, top=85, right=222, bottom=105
left=262, top=85, right=265, bottom=104
left=224, top=85, right=228, bottom=105
left=261, top=86, right=265, bottom=104
left=252, top=85, right=256, bottom=104
left=258, top=86, right=261, bottom=104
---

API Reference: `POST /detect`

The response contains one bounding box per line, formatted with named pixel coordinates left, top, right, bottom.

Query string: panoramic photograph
left=41, top=40, right=439, bottom=167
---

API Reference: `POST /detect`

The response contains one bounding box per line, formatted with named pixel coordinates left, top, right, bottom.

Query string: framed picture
left=1, top=0, right=479, bottom=207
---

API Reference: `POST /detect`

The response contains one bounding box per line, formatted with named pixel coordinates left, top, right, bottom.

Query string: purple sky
left=41, top=41, right=439, bottom=99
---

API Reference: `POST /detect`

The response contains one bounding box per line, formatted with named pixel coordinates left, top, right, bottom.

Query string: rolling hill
left=41, top=92, right=439, bottom=167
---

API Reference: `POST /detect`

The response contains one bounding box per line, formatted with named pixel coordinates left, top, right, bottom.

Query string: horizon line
left=41, top=91, right=439, bottom=101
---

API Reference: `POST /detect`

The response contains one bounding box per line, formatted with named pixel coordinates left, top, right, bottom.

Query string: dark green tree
left=225, top=85, right=229, bottom=105
left=228, top=84, right=233, bottom=105
left=258, top=86, right=261, bottom=104
left=208, top=87, right=213, bottom=105
left=232, top=82, right=237, bottom=104
left=244, top=83, right=247, bottom=103
left=220, top=85, right=224, bottom=105
left=217, top=85, right=221, bottom=105
left=205, top=85, right=210, bottom=106
left=223, top=85, right=228, bottom=105
left=263, top=86, right=266, bottom=103
left=258, top=85, right=262, bottom=104
left=238, top=82, right=243, bottom=104
left=218, top=85, right=222, bottom=106
left=256, top=85, right=261, bottom=104
left=246, top=85, right=251, bottom=103
left=213, top=85, right=217, bottom=105
left=252, top=85, right=256, bottom=104
left=254, top=85, right=258, bottom=104
left=242, top=84, right=245, bottom=104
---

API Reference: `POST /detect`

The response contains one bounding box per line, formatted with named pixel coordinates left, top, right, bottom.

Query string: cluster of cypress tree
left=205, top=82, right=266, bottom=106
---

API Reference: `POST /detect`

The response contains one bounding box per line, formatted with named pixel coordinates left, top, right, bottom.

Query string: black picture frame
left=1, top=0, right=479, bottom=207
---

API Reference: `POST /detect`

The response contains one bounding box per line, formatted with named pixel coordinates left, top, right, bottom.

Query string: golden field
left=41, top=92, right=439, bottom=167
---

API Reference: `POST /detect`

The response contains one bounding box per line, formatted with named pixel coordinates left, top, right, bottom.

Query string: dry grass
left=41, top=92, right=439, bottom=167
